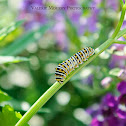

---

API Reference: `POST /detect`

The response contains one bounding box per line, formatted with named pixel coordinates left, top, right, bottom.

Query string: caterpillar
left=55, top=47, right=95, bottom=84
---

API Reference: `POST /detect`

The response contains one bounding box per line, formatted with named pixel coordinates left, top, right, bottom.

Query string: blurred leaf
left=63, top=12, right=82, bottom=49
left=0, top=105, right=29, bottom=126
left=106, top=49, right=114, bottom=54
left=116, top=28, right=126, bottom=39
left=0, top=27, right=23, bottom=48
left=0, top=56, right=28, bottom=65
left=71, top=67, right=93, bottom=81
left=0, top=90, right=11, bottom=103
left=0, top=24, right=51, bottom=56
left=114, top=51, right=126, bottom=56
left=73, top=81, right=111, bottom=97
left=106, top=49, right=126, bottom=56
left=0, top=69, right=7, bottom=76
left=109, top=68, right=121, bottom=76
left=99, top=51, right=110, bottom=59
left=0, top=20, right=24, bottom=42
left=72, top=83, right=94, bottom=96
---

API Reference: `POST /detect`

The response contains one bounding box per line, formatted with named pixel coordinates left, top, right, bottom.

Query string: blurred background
left=0, top=0, right=126, bottom=126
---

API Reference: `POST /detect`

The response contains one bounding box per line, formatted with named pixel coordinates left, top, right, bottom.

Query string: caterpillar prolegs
left=55, top=47, right=95, bottom=84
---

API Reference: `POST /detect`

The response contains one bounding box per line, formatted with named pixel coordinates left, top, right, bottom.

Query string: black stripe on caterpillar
left=55, top=47, right=95, bottom=84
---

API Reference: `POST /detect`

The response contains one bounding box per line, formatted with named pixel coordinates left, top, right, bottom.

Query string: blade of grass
left=0, top=56, right=28, bottom=65
left=0, top=24, right=51, bottom=56
left=0, top=20, right=24, bottom=42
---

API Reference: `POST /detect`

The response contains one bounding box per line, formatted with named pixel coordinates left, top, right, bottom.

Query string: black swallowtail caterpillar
left=55, top=47, right=95, bottom=84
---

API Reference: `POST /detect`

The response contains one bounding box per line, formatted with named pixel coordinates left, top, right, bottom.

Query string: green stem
left=111, top=4, right=126, bottom=39
left=120, top=0, right=124, bottom=7
left=15, top=82, right=64, bottom=126
left=114, top=40, right=126, bottom=44
left=15, top=3, right=126, bottom=126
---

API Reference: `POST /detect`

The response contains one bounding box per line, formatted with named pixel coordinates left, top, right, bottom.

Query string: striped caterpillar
left=55, top=47, right=95, bottom=84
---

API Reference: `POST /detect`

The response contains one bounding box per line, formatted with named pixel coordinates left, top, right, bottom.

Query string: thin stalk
left=111, top=4, right=126, bottom=39
left=15, top=3, right=126, bottom=126
left=16, top=82, right=64, bottom=126
left=120, top=0, right=124, bottom=7
left=114, top=40, right=126, bottom=44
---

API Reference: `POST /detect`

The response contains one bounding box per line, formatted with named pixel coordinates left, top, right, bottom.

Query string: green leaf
left=0, top=24, right=51, bottom=56
left=109, top=68, right=121, bottom=76
left=0, top=56, right=28, bottom=65
left=63, top=12, right=82, bottom=49
left=114, top=51, right=125, bottom=56
left=72, top=82, right=94, bottom=96
left=0, top=20, right=24, bottom=42
left=0, top=105, right=29, bottom=126
left=115, top=28, right=126, bottom=39
left=72, top=82, right=107, bottom=97
left=0, top=90, right=11, bottom=103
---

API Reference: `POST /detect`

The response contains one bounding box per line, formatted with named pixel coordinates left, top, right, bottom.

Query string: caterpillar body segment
left=55, top=47, right=95, bottom=84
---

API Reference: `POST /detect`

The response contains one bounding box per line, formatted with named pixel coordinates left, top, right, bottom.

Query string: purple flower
left=117, top=81, right=126, bottom=106
left=53, top=12, right=68, bottom=51
left=88, top=81, right=126, bottom=125
left=116, top=82, right=126, bottom=120
left=86, top=7, right=100, bottom=33
left=86, top=104, right=100, bottom=117
left=19, top=0, right=47, bottom=30
left=101, top=94, right=118, bottom=108
left=91, top=115, right=126, bottom=126
left=117, top=108, right=126, bottom=119
left=106, top=0, right=119, bottom=11
left=93, top=0, right=102, bottom=4
left=104, top=116, right=124, bottom=126
left=117, top=81, right=126, bottom=95
left=109, top=55, right=126, bottom=69
left=63, top=0, right=77, bottom=6
left=91, top=118, right=103, bottom=126
left=118, top=94, right=126, bottom=104
left=44, top=0, right=77, bottom=7
left=83, top=1, right=101, bottom=33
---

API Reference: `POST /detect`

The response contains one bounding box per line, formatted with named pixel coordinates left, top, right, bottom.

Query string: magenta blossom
left=117, top=81, right=126, bottom=105
left=117, top=81, right=126, bottom=95
left=19, top=0, right=47, bottom=30
left=87, top=92, right=126, bottom=126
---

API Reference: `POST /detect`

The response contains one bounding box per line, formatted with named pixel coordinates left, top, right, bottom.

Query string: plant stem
left=114, top=40, right=126, bottom=44
left=120, top=0, right=124, bottom=7
left=15, top=3, right=126, bottom=126
left=111, top=4, right=126, bottom=39
left=115, top=29, right=126, bottom=39
left=15, top=82, right=64, bottom=126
